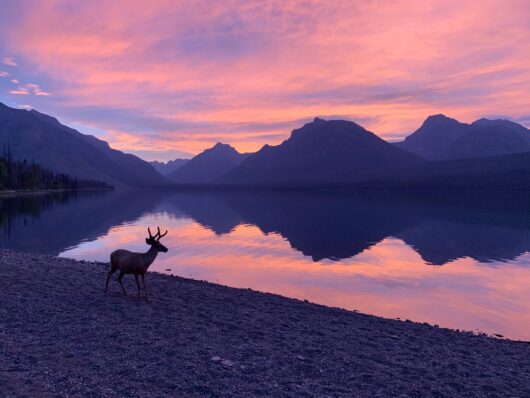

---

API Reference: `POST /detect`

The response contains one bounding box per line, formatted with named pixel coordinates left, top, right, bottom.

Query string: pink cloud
left=10, top=88, right=29, bottom=95
left=0, top=71, right=9, bottom=77
left=11, top=79, right=19, bottom=84
left=2, top=57, right=17, bottom=66
left=8, top=82, right=52, bottom=96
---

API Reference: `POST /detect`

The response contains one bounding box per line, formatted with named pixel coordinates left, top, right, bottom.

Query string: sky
left=0, top=0, right=529, bottom=161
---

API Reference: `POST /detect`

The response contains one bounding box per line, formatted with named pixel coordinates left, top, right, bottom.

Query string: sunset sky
left=0, top=0, right=529, bottom=161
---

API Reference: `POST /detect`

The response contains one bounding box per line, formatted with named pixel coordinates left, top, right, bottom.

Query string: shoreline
left=2, top=250, right=529, bottom=397
left=0, top=187, right=113, bottom=197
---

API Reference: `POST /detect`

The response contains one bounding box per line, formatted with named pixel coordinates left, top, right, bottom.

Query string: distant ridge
left=396, top=114, right=530, bottom=160
left=0, top=102, right=169, bottom=188
left=150, top=159, right=188, bottom=176
left=218, top=118, right=423, bottom=186
left=168, top=143, right=251, bottom=183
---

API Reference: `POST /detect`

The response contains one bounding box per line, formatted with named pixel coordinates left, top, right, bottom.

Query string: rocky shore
left=1, top=250, right=529, bottom=397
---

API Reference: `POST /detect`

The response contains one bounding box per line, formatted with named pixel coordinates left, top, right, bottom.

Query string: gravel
left=1, top=249, right=529, bottom=397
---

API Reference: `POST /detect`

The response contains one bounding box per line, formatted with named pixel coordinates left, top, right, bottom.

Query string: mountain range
left=168, top=143, right=251, bottom=184
left=395, top=114, right=530, bottom=160
left=0, top=102, right=169, bottom=188
left=218, top=118, right=423, bottom=185
left=170, top=115, right=530, bottom=189
left=2, top=101, right=530, bottom=190
left=150, top=158, right=188, bottom=175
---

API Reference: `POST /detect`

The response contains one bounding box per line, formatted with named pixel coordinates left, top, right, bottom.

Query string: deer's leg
left=134, top=274, right=141, bottom=301
left=118, top=271, right=128, bottom=296
left=141, top=274, right=149, bottom=302
left=104, top=267, right=117, bottom=294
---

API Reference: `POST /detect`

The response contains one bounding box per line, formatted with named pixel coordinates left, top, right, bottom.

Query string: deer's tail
left=109, top=251, right=118, bottom=271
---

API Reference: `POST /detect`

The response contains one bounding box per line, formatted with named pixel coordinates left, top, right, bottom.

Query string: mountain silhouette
left=0, top=103, right=170, bottom=188
left=396, top=114, right=530, bottom=160
left=150, top=159, right=188, bottom=175
left=448, top=118, right=530, bottom=159
left=218, top=118, right=423, bottom=186
left=395, top=115, right=468, bottom=160
left=3, top=104, right=529, bottom=190
left=168, top=143, right=250, bottom=184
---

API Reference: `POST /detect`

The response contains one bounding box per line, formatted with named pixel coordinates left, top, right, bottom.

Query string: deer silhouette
left=105, top=226, right=168, bottom=301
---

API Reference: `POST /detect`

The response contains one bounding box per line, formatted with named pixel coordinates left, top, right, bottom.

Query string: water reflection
left=150, top=191, right=530, bottom=265
left=0, top=191, right=164, bottom=254
left=1, top=190, right=529, bottom=339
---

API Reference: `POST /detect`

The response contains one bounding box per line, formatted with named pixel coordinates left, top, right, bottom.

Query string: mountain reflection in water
left=2, top=190, right=529, bottom=265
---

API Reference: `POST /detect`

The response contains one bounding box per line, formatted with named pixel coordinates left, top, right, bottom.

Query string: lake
left=2, top=190, right=530, bottom=341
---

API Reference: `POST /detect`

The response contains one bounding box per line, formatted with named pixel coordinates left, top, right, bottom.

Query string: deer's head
left=146, top=227, right=169, bottom=252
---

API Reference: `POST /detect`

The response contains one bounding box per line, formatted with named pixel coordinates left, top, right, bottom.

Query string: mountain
left=150, top=159, right=188, bottom=175
left=396, top=114, right=530, bottom=160
left=358, top=151, right=530, bottom=191
left=448, top=118, right=530, bottom=159
left=218, top=118, right=423, bottom=186
left=0, top=103, right=169, bottom=188
left=394, top=115, right=469, bottom=160
left=168, top=143, right=251, bottom=184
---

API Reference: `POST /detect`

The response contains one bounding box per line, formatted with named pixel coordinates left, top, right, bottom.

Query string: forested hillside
left=0, top=155, right=111, bottom=191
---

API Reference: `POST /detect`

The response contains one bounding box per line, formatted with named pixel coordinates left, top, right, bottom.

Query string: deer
left=105, top=226, right=168, bottom=301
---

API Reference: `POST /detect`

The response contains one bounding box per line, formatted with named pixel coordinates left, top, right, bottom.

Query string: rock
left=221, top=359, right=234, bottom=367
left=211, top=356, right=222, bottom=362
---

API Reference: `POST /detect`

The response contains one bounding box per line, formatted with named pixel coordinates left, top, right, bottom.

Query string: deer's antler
left=156, top=226, right=168, bottom=240
left=148, top=227, right=157, bottom=239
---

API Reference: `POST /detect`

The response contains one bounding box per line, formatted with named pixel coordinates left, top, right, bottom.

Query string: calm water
left=2, top=190, right=530, bottom=340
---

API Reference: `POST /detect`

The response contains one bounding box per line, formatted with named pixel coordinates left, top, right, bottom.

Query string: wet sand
left=1, top=250, right=529, bottom=397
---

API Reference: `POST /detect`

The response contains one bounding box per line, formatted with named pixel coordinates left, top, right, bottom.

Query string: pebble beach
left=1, top=249, right=529, bottom=397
